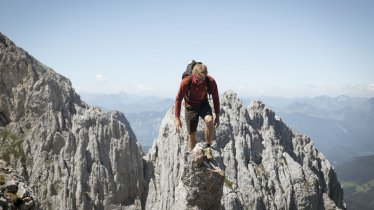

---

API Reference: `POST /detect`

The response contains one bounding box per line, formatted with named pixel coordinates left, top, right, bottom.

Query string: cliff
left=0, top=32, right=145, bottom=209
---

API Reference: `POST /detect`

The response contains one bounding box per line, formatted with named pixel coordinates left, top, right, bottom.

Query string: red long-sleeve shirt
left=174, top=75, right=220, bottom=118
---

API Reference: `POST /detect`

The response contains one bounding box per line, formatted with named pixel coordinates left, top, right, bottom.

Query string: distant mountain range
left=336, top=155, right=374, bottom=210
left=125, top=111, right=164, bottom=146
left=80, top=92, right=173, bottom=113
left=249, top=95, right=374, bottom=165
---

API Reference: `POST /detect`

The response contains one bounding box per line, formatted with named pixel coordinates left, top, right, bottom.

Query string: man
left=174, top=61, right=220, bottom=159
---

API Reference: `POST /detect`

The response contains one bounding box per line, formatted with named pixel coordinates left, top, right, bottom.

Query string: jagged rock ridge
left=0, top=32, right=145, bottom=209
left=145, top=90, right=346, bottom=209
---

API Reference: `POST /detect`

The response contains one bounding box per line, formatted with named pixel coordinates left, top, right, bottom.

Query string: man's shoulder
left=206, top=75, right=216, bottom=83
left=181, top=76, right=190, bottom=84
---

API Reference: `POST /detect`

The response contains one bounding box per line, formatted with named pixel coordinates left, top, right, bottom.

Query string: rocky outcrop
left=0, top=159, right=39, bottom=210
left=145, top=90, right=346, bottom=210
left=174, top=143, right=225, bottom=210
left=0, top=32, right=145, bottom=209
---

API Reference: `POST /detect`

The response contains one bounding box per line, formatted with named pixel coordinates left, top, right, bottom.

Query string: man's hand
left=214, top=115, right=220, bottom=128
left=175, top=118, right=182, bottom=133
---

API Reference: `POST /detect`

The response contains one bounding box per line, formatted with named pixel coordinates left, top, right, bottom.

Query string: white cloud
left=136, top=83, right=152, bottom=91
left=342, top=84, right=374, bottom=93
left=80, top=81, right=153, bottom=94
left=368, top=84, right=374, bottom=91
left=95, top=74, right=109, bottom=83
left=112, top=83, right=153, bottom=94
left=237, top=86, right=246, bottom=91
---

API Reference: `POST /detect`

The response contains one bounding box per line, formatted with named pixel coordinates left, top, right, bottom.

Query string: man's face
left=195, top=74, right=206, bottom=84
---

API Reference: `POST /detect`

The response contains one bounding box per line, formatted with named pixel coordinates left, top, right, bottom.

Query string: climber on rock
left=174, top=60, right=220, bottom=159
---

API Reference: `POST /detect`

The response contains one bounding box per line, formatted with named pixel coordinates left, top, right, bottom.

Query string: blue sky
left=1, top=0, right=373, bottom=98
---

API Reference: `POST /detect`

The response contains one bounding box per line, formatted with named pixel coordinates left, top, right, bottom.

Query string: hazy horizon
left=78, top=90, right=373, bottom=100
left=1, top=0, right=373, bottom=98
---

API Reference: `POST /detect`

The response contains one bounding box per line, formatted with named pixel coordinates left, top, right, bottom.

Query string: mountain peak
left=249, top=100, right=266, bottom=110
left=1, top=32, right=145, bottom=209
left=0, top=32, right=13, bottom=47
left=221, top=90, right=243, bottom=109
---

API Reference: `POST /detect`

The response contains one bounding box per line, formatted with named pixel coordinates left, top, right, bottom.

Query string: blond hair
left=192, top=63, right=208, bottom=77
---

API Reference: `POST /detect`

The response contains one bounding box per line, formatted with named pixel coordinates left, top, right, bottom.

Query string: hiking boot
left=204, top=147, right=213, bottom=160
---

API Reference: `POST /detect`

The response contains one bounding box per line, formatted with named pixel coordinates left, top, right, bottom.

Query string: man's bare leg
left=188, top=132, right=197, bottom=152
left=204, top=115, right=214, bottom=146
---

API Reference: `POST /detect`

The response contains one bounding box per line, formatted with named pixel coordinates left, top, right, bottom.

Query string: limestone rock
left=0, top=32, right=145, bottom=209
left=174, top=143, right=224, bottom=210
left=0, top=159, right=39, bottom=210
left=145, top=90, right=346, bottom=210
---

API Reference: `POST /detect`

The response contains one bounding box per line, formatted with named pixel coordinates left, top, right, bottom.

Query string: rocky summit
left=145, top=91, right=346, bottom=209
left=1, top=32, right=346, bottom=210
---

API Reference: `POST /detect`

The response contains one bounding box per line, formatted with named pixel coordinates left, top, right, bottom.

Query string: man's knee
left=204, top=115, right=213, bottom=126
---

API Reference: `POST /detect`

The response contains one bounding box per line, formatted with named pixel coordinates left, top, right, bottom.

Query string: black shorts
left=185, top=101, right=212, bottom=134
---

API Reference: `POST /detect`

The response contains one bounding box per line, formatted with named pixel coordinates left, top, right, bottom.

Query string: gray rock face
left=0, top=159, right=39, bottom=210
left=0, top=32, right=145, bottom=209
left=145, top=90, right=346, bottom=210
left=174, top=143, right=224, bottom=210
